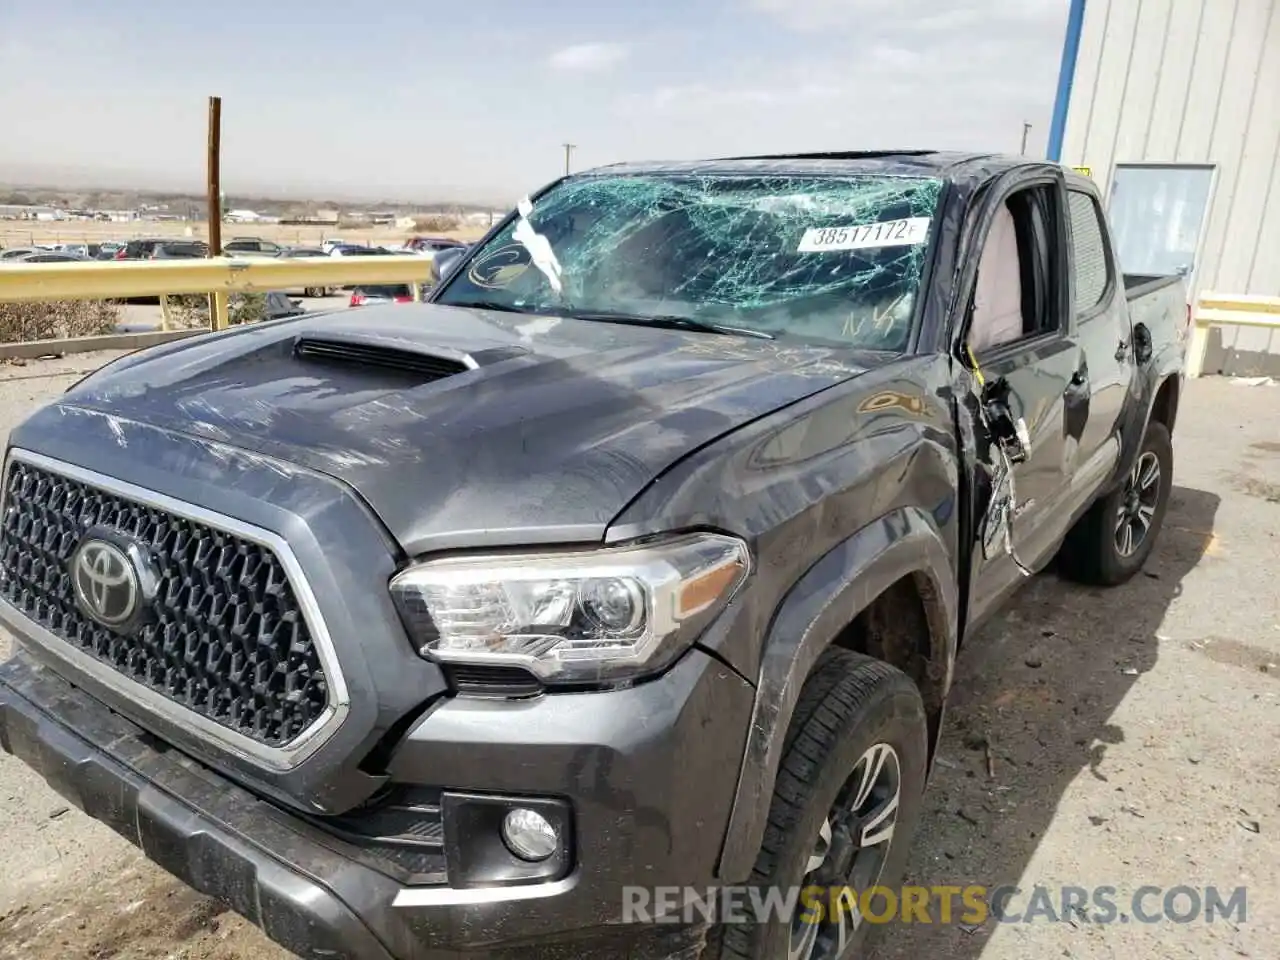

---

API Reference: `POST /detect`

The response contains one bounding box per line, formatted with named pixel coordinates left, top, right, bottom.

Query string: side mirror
left=1132, top=322, right=1153, bottom=364
left=432, top=247, right=467, bottom=284
left=981, top=375, right=1030, bottom=465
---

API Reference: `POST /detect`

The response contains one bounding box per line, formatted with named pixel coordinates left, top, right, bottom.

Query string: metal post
left=206, top=96, right=229, bottom=331
left=1047, top=0, right=1088, bottom=162
left=562, top=143, right=576, bottom=176
left=1020, top=122, right=1032, bottom=156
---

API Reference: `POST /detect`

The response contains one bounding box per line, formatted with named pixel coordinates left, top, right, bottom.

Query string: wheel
left=1059, top=420, right=1173, bottom=586
left=709, top=649, right=928, bottom=960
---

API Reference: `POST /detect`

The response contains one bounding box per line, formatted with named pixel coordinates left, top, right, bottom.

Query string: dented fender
left=715, top=506, right=957, bottom=882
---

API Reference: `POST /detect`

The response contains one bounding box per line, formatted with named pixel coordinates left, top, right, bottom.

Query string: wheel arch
left=1148, top=374, right=1181, bottom=434
left=715, top=506, right=958, bottom=882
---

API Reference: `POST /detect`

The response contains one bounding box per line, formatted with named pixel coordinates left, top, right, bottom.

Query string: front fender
left=715, top=506, right=957, bottom=882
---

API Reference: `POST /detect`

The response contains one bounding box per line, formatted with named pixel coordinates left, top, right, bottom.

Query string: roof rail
left=708, top=149, right=939, bottom=162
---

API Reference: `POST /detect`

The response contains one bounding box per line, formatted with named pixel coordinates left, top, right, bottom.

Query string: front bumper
left=0, top=644, right=753, bottom=958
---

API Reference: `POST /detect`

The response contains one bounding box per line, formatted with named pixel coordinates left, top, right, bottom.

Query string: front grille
left=0, top=459, right=330, bottom=748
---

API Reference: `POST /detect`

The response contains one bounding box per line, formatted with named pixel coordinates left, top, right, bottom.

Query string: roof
left=581, top=150, right=1035, bottom=180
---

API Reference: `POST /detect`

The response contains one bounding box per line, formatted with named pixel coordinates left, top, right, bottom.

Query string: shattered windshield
left=434, top=173, right=943, bottom=349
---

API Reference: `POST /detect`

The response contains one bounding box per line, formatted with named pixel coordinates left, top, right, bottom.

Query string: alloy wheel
left=1115, top=450, right=1161, bottom=557
left=789, top=742, right=901, bottom=960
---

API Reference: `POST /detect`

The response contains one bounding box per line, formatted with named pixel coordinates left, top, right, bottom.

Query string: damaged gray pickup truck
left=0, top=152, right=1188, bottom=960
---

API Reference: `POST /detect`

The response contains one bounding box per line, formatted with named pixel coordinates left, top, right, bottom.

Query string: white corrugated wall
left=1062, top=0, right=1280, bottom=375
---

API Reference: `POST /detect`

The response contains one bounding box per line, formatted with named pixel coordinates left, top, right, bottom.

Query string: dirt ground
left=0, top=219, right=490, bottom=252
left=0, top=355, right=1276, bottom=960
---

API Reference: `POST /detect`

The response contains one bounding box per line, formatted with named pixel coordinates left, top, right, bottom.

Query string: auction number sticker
left=798, top=217, right=931, bottom=252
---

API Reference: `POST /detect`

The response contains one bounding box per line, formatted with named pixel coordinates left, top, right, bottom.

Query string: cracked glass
left=435, top=173, right=944, bottom=350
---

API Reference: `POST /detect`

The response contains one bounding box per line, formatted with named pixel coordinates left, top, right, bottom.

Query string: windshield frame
left=430, top=170, right=947, bottom=352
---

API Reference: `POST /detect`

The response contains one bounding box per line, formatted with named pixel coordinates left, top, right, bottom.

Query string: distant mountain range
left=0, top=162, right=507, bottom=210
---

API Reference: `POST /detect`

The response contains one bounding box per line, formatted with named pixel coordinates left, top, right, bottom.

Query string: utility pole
left=562, top=142, right=576, bottom=176
left=1020, top=121, right=1032, bottom=156
left=207, top=96, right=223, bottom=255
left=206, top=95, right=228, bottom=331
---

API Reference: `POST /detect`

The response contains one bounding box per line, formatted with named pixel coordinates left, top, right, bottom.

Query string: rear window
left=357, top=284, right=413, bottom=297
left=1067, top=190, right=1111, bottom=313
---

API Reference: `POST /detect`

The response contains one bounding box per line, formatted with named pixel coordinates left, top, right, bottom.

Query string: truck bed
left=1123, top=272, right=1183, bottom=301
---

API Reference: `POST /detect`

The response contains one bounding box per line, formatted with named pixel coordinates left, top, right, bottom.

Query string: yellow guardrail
left=0, top=255, right=436, bottom=331
left=1188, top=292, right=1280, bottom=378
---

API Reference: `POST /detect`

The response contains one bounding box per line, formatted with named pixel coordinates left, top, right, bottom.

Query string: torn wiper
left=571, top=311, right=775, bottom=340
left=454, top=299, right=537, bottom=315
left=512, top=196, right=565, bottom=298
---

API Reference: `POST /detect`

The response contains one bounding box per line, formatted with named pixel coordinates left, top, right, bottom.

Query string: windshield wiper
left=572, top=312, right=775, bottom=340
left=451, top=299, right=535, bottom=315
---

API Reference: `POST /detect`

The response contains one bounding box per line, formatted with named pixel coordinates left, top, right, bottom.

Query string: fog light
left=501, top=808, right=559, bottom=862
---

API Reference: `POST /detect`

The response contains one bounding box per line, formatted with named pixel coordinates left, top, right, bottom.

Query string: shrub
left=0, top=300, right=120, bottom=344
left=412, top=215, right=460, bottom=233
left=168, top=292, right=269, bottom=329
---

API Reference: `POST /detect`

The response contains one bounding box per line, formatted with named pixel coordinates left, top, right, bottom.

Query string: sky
left=0, top=0, right=1071, bottom=204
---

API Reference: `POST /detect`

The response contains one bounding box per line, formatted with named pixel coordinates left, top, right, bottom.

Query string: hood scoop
left=293, top=334, right=472, bottom=383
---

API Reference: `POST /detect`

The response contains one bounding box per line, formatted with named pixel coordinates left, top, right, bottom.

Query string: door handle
left=1115, top=339, right=1130, bottom=362
left=1067, top=368, right=1089, bottom=392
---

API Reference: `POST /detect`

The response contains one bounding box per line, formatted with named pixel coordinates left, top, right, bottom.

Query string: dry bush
left=168, top=292, right=269, bottom=329
left=412, top=215, right=460, bottom=233
left=0, top=300, right=120, bottom=344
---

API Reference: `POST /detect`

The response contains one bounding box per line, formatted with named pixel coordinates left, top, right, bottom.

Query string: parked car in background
left=348, top=283, right=418, bottom=306
left=329, top=245, right=397, bottom=288
left=279, top=246, right=336, bottom=297
left=223, top=237, right=285, bottom=257
left=113, top=238, right=173, bottom=260
left=0, top=247, right=44, bottom=261
left=48, top=242, right=101, bottom=258
left=0, top=250, right=91, bottom=263
left=96, top=241, right=125, bottom=260
left=328, top=244, right=395, bottom=257
left=402, top=236, right=467, bottom=257
left=264, top=291, right=307, bottom=320
left=320, top=238, right=347, bottom=254
left=150, top=241, right=209, bottom=259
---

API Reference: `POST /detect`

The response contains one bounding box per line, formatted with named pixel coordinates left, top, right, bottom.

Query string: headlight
left=389, top=533, right=750, bottom=685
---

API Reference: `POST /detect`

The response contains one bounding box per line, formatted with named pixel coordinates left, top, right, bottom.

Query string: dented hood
left=56, top=304, right=880, bottom=555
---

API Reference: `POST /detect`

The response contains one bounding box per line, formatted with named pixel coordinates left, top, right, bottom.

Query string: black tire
left=1059, top=420, right=1173, bottom=586
left=708, top=649, right=928, bottom=960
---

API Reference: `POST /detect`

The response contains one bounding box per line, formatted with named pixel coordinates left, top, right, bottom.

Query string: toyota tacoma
left=0, top=152, right=1188, bottom=960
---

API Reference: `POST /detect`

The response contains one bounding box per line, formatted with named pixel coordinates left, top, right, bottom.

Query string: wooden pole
left=206, top=96, right=229, bottom=330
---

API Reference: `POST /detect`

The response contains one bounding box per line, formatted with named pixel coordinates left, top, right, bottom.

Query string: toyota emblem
left=71, top=538, right=141, bottom=628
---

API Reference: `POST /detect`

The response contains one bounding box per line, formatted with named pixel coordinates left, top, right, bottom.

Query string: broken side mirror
left=981, top=375, right=1030, bottom=465
left=1132, top=322, right=1153, bottom=364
